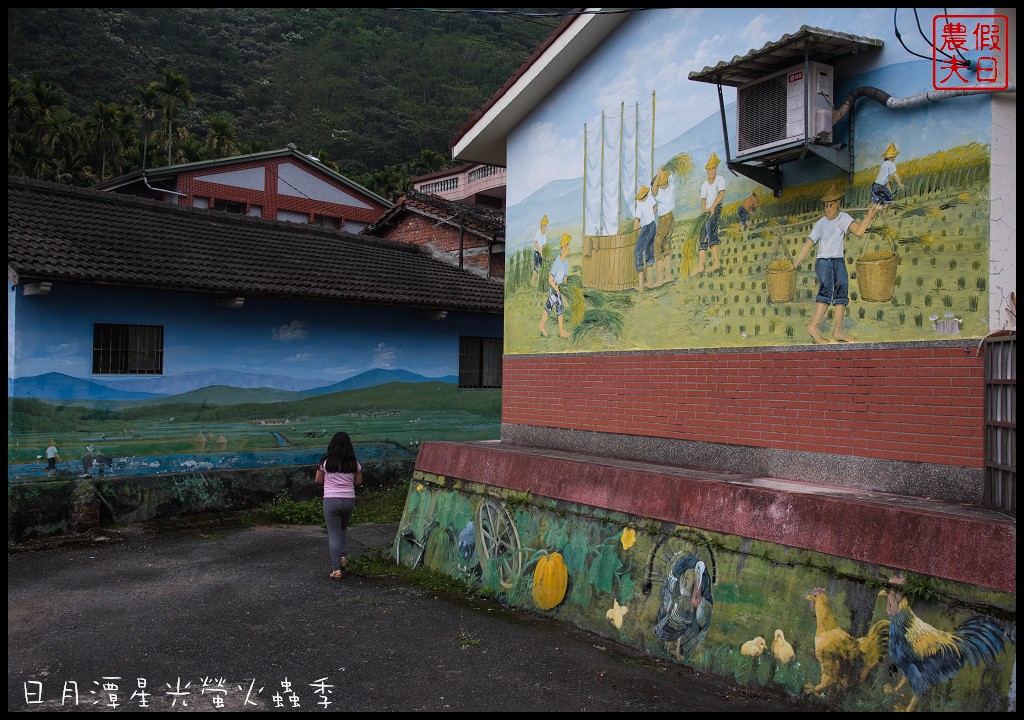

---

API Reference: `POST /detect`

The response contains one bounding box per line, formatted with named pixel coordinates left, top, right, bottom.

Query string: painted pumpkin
left=532, top=552, right=568, bottom=610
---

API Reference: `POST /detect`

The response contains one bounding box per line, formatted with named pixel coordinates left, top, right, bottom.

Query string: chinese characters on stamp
left=933, top=14, right=1009, bottom=90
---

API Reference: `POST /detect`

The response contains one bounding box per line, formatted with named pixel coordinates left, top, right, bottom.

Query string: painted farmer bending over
left=694, top=152, right=726, bottom=275
left=539, top=233, right=572, bottom=338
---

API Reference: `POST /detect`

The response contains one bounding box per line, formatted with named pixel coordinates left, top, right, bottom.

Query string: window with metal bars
left=92, top=323, right=164, bottom=375
left=458, top=336, right=502, bottom=389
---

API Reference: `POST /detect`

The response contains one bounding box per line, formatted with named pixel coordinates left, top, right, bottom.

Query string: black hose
left=831, top=86, right=893, bottom=126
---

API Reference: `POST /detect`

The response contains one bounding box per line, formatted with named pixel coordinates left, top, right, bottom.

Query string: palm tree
left=314, top=149, right=341, bottom=174
left=358, top=164, right=410, bottom=202
left=237, top=140, right=265, bottom=155
left=175, top=128, right=203, bottom=163
left=132, top=83, right=161, bottom=170
left=39, top=106, right=84, bottom=174
left=153, top=68, right=195, bottom=165
left=202, top=113, right=238, bottom=159
left=25, top=71, right=65, bottom=118
left=87, top=100, right=125, bottom=181
left=8, top=74, right=38, bottom=160
left=414, top=148, right=449, bottom=175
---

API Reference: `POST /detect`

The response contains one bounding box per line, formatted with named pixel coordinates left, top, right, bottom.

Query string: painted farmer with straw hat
left=45, top=439, right=61, bottom=471
left=539, top=233, right=573, bottom=338
left=870, top=142, right=906, bottom=209
left=631, top=183, right=659, bottom=293
left=651, top=166, right=677, bottom=287
left=532, top=214, right=550, bottom=286
left=694, top=152, right=726, bottom=275
left=792, top=181, right=878, bottom=344
left=737, top=186, right=762, bottom=231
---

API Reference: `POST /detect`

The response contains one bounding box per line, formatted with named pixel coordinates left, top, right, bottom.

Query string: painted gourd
left=532, top=552, right=568, bottom=610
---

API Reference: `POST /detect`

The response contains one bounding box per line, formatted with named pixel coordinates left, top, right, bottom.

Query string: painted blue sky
left=10, top=284, right=499, bottom=382
left=507, top=6, right=996, bottom=209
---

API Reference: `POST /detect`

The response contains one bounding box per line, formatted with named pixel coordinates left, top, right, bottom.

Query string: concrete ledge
left=415, top=440, right=1015, bottom=593
left=501, top=424, right=985, bottom=505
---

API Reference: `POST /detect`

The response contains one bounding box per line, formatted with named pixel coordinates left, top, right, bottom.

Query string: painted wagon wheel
left=474, top=497, right=523, bottom=589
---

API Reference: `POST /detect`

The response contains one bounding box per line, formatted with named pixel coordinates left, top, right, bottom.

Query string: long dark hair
left=320, top=431, right=358, bottom=473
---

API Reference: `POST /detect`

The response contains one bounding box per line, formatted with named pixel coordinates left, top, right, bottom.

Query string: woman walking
left=315, top=432, right=362, bottom=580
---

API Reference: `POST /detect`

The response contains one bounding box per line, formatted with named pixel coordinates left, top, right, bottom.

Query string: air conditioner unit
left=736, top=62, right=834, bottom=158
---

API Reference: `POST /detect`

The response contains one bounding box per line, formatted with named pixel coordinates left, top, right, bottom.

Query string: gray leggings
left=323, top=497, right=356, bottom=569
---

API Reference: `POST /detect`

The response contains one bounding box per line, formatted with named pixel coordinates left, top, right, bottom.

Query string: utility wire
left=893, top=8, right=936, bottom=62
left=942, top=7, right=971, bottom=65
left=390, top=8, right=651, bottom=17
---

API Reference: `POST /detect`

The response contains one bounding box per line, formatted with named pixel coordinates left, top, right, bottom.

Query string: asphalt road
left=8, top=516, right=810, bottom=713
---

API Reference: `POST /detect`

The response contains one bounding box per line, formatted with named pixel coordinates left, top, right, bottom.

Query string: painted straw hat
left=636, top=185, right=650, bottom=201
left=560, top=233, right=571, bottom=248
left=705, top=152, right=721, bottom=169
left=820, top=181, right=845, bottom=203
left=655, top=168, right=670, bottom=187
left=882, top=143, right=899, bottom=160
left=540, top=214, right=549, bottom=226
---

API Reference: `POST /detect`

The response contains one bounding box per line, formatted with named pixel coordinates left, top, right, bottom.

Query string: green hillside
left=8, top=8, right=565, bottom=184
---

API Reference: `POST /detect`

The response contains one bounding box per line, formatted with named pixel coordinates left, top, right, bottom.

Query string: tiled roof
left=688, top=25, right=883, bottom=87
left=364, top=191, right=505, bottom=239
left=7, top=177, right=502, bottom=313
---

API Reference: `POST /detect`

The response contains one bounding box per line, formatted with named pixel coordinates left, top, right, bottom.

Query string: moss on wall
left=8, top=457, right=415, bottom=541
left=395, top=471, right=1016, bottom=712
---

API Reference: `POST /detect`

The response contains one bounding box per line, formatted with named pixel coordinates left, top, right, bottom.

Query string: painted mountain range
left=10, top=368, right=457, bottom=402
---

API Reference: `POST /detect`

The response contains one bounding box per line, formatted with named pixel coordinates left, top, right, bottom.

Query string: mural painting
left=8, top=285, right=501, bottom=481
left=502, top=8, right=1005, bottom=355
left=396, top=474, right=1015, bottom=712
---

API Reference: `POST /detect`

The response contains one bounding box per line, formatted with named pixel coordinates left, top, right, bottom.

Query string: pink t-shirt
left=319, top=460, right=361, bottom=499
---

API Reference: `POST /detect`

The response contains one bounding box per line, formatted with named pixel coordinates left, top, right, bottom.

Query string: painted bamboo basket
left=765, top=259, right=797, bottom=302
left=856, top=250, right=899, bottom=302
left=582, top=228, right=640, bottom=291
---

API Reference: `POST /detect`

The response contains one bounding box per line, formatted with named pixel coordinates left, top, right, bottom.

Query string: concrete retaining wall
left=8, top=458, right=414, bottom=542
left=395, top=441, right=1017, bottom=712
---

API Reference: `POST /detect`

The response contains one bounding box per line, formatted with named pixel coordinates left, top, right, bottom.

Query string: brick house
left=394, top=9, right=1016, bottom=712
left=93, top=144, right=391, bottom=233
left=363, top=191, right=505, bottom=279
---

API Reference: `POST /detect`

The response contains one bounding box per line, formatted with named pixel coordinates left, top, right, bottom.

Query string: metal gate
left=983, top=333, right=1015, bottom=516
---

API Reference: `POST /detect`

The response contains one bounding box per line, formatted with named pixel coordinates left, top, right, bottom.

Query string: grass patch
left=353, top=484, right=409, bottom=525
left=261, top=483, right=409, bottom=526
left=454, top=629, right=481, bottom=650
left=347, top=546, right=480, bottom=597
left=264, top=495, right=325, bottom=525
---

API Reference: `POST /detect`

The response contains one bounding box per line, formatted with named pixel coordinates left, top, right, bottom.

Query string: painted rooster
left=804, top=588, right=889, bottom=696
left=880, top=573, right=1007, bottom=712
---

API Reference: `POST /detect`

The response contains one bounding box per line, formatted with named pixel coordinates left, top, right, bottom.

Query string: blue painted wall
left=8, top=284, right=502, bottom=479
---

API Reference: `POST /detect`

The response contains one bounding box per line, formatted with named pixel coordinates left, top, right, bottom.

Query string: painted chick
left=772, top=629, right=795, bottom=664
left=741, top=636, right=767, bottom=657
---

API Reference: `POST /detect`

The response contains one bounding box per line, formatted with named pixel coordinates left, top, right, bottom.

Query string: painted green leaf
left=586, top=545, right=623, bottom=595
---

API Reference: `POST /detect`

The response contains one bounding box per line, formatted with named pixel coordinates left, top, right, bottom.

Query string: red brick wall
left=502, top=345, right=985, bottom=468
left=174, top=160, right=387, bottom=224
left=378, top=215, right=501, bottom=277
left=378, top=215, right=490, bottom=252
